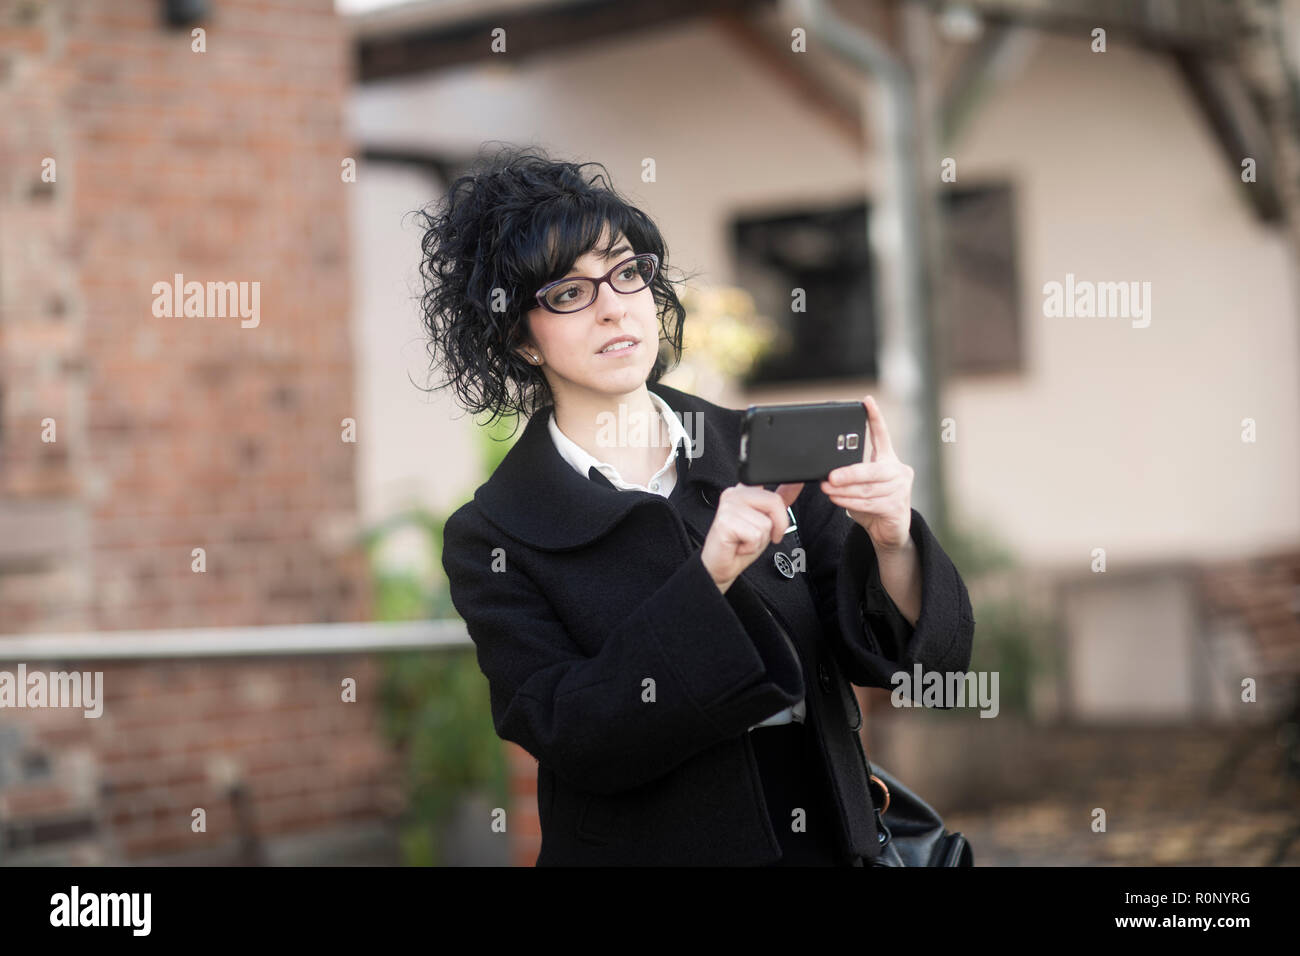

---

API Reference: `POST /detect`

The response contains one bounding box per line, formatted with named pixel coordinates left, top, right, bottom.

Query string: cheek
left=633, top=293, right=660, bottom=336
left=525, top=312, right=562, bottom=353
left=529, top=314, right=588, bottom=367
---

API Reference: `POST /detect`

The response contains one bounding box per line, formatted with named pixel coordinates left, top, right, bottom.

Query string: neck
left=552, top=383, right=672, bottom=483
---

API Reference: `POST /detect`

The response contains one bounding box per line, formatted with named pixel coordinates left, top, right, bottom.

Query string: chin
left=593, top=375, right=647, bottom=397
left=595, top=362, right=637, bottom=378
left=589, top=361, right=654, bottom=388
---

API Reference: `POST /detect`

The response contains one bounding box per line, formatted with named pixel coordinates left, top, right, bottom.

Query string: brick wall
left=505, top=742, right=540, bottom=866
left=0, top=0, right=396, bottom=862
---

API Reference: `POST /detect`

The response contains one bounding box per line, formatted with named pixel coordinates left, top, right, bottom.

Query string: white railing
left=0, top=620, right=472, bottom=661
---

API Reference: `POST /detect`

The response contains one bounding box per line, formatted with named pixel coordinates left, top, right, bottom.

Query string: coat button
left=773, top=552, right=795, bottom=578
left=818, top=662, right=832, bottom=694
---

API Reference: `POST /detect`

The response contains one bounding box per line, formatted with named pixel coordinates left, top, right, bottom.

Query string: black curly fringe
left=408, top=142, right=692, bottom=433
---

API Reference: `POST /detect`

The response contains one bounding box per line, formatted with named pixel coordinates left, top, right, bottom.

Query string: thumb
left=775, top=482, right=803, bottom=507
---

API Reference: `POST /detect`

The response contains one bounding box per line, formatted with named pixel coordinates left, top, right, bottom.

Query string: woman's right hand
left=700, top=482, right=804, bottom=593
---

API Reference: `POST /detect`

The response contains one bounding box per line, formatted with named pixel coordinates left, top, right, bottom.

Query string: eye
left=618, top=264, right=639, bottom=280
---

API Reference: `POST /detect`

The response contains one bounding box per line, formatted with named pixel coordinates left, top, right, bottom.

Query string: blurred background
left=1, top=0, right=1298, bottom=866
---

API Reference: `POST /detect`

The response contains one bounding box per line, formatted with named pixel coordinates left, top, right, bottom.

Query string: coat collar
left=546, top=388, right=693, bottom=492
left=473, top=382, right=741, bottom=550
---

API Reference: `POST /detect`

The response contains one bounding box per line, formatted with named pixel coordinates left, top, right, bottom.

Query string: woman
left=418, top=145, right=975, bottom=866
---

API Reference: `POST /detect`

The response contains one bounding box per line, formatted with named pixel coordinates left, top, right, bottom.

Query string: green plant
left=368, top=414, right=521, bottom=865
left=377, top=645, right=508, bottom=866
left=937, top=518, right=1058, bottom=718
left=964, top=595, right=1055, bottom=717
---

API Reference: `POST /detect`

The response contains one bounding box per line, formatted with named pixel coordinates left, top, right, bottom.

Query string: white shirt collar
left=547, top=391, right=691, bottom=496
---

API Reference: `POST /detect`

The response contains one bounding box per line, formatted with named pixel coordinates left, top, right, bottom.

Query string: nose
left=591, top=277, right=628, bottom=323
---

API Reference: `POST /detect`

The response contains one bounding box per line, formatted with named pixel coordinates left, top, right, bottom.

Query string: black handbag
left=864, top=761, right=974, bottom=866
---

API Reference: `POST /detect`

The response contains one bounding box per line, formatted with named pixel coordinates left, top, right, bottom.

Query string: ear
left=515, top=344, right=543, bottom=366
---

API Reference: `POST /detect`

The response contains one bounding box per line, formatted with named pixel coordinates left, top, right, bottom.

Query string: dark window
left=732, top=203, right=875, bottom=384
left=935, top=184, right=1022, bottom=374
left=731, top=184, right=1021, bottom=385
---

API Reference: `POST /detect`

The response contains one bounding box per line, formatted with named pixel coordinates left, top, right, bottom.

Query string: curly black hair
left=412, top=143, right=695, bottom=428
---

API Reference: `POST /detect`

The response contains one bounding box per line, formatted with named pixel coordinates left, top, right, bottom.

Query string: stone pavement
left=945, top=801, right=1300, bottom=866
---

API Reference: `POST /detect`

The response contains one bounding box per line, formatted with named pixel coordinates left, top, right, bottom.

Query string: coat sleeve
left=794, top=486, right=975, bottom=693
left=440, top=504, right=806, bottom=796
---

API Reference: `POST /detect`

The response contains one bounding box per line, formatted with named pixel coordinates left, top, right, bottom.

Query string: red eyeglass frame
left=533, top=253, right=660, bottom=314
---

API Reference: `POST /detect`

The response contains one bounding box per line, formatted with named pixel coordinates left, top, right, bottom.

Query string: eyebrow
left=563, top=242, right=633, bottom=278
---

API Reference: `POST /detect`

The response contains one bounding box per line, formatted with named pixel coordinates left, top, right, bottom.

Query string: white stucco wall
left=346, top=18, right=1300, bottom=578
left=945, top=32, right=1300, bottom=565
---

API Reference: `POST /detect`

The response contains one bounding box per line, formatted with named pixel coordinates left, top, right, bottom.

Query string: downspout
left=784, top=0, right=948, bottom=538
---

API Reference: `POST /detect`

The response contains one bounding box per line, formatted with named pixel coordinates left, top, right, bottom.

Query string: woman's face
left=519, top=229, right=660, bottom=408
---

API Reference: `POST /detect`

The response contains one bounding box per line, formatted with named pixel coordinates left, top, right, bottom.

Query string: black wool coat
left=441, top=382, right=975, bottom=866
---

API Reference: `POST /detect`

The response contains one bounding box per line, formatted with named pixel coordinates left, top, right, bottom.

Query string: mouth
left=596, top=336, right=639, bottom=356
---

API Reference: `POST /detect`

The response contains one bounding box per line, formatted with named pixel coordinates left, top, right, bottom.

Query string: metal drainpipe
left=784, top=0, right=946, bottom=535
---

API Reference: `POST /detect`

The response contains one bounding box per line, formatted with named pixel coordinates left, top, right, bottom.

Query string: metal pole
left=785, top=0, right=948, bottom=536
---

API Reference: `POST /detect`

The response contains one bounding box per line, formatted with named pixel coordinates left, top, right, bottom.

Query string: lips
left=596, top=335, right=638, bottom=355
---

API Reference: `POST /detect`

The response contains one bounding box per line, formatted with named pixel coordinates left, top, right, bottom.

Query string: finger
left=724, top=511, right=772, bottom=551
left=821, top=475, right=906, bottom=499
left=827, top=496, right=896, bottom=517
left=741, top=489, right=792, bottom=544
left=727, top=483, right=792, bottom=514
left=832, top=494, right=904, bottom=515
left=863, top=395, right=895, bottom=462
left=726, top=485, right=796, bottom=542
left=722, top=483, right=778, bottom=504
left=825, top=461, right=895, bottom=487
left=775, top=482, right=803, bottom=507
left=732, top=510, right=772, bottom=540
left=827, top=492, right=891, bottom=510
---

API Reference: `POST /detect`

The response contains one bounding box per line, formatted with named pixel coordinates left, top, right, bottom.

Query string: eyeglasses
left=534, top=253, right=659, bottom=314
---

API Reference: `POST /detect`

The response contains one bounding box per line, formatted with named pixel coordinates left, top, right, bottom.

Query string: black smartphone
left=738, top=400, right=869, bottom=485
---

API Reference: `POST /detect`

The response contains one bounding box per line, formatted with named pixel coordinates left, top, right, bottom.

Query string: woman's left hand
left=820, top=395, right=914, bottom=552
